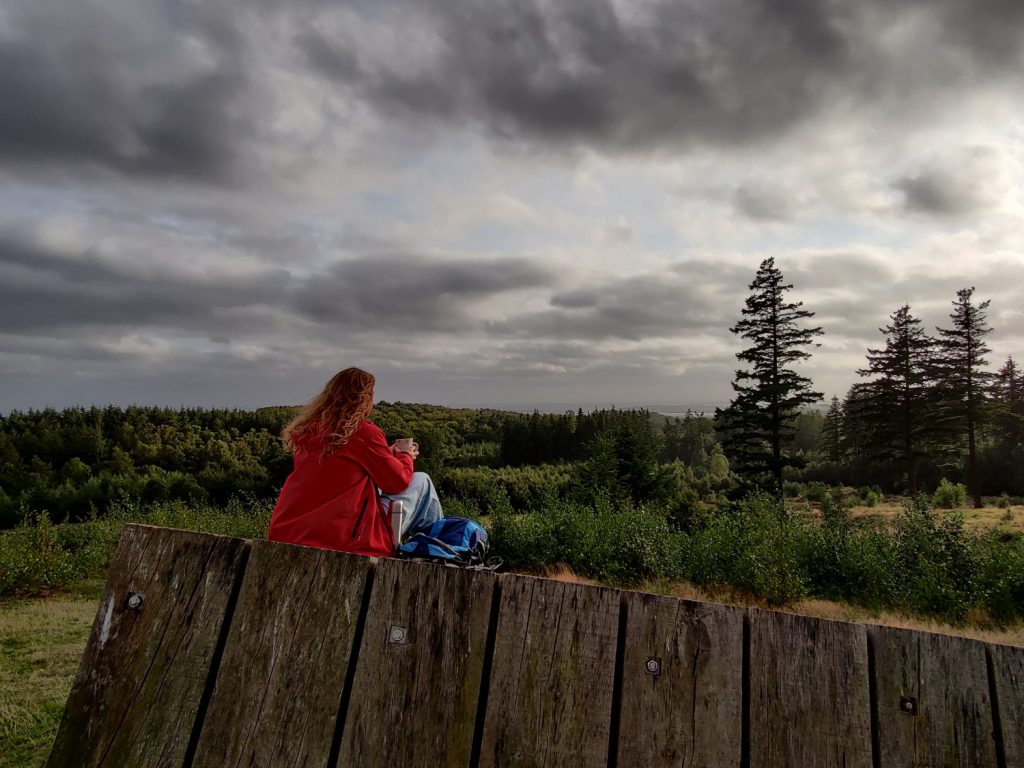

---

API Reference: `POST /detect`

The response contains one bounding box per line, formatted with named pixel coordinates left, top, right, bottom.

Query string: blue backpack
left=397, top=517, right=491, bottom=567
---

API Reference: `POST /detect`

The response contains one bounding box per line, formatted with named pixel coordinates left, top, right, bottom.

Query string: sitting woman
left=268, top=367, right=443, bottom=556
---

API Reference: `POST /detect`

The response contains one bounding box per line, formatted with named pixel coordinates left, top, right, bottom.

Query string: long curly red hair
left=282, top=367, right=376, bottom=454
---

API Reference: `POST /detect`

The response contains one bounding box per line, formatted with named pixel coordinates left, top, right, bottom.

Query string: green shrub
left=489, top=493, right=681, bottom=585
left=864, top=491, right=879, bottom=508
left=804, top=481, right=828, bottom=504
left=932, top=478, right=967, bottom=509
left=681, top=493, right=807, bottom=605
left=782, top=481, right=803, bottom=499
left=997, top=493, right=1013, bottom=510
left=0, top=514, right=77, bottom=596
left=437, top=464, right=574, bottom=512
left=0, top=497, right=273, bottom=597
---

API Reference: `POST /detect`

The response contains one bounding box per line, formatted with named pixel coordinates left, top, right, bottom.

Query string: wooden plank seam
left=986, top=645, right=1009, bottom=768
left=181, top=540, right=252, bottom=768
left=324, top=559, right=378, bottom=768
left=741, top=613, right=750, bottom=768
left=605, top=592, right=628, bottom=768
left=468, top=578, right=504, bottom=768
left=867, top=630, right=882, bottom=768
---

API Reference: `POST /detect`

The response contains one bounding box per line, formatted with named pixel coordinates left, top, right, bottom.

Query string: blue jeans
left=380, top=472, right=444, bottom=540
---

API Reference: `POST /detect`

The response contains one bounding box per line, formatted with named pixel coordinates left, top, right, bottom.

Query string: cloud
left=299, top=0, right=1024, bottom=158
left=893, top=146, right=1015, bottom=216
left=300, top=0, right=850, bottom=154
left=2, top=0, right=1024, bottom=411
left=0, top=236, right=289, bottom=332
left=0, top=2, right=256, bottom=181
left=734, top=182, right=801, bottom=222
left=289, top=253, right=556, bottom=332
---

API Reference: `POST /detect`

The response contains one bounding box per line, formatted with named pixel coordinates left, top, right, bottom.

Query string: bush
left=489, top=492, right=681, bottom=585
left=0, top=497, right=273, bottom=597
left=932, top=478, right=967, bottom=509
left=436, top=464, right=574, bottom=513
left=782, top=481, right=803, bottom=499
left=0, top=514, right=77, bottom=596
left=681, top=493, right=807, bottom=605
left=864, top=491, right=879, bottom=508
left=804, top=481, right=829, bottom=504
left=997, top=493, right=1013, bottom=510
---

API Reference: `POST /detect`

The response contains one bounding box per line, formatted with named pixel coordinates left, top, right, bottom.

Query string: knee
left=410, top=471, right=434, bottom=489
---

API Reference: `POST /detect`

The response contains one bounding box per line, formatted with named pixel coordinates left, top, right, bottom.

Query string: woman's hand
left=391, top=440, right=419, bottom=459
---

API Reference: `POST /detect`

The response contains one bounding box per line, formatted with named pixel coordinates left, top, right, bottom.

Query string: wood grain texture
left=478, top=574, right=619, bottom=768
left=46, top=524, right=247, bottom=768
left=990, top=642, right=1024, bottom=768
left=616, top=592, right=743, bottom=767
left=870, top=626, right=996, bottom=768
left=748, top=609, right=872, bottom=768
left=191, top=540, right=371, bottom=768
left=336, top=557, right=496, bottom=768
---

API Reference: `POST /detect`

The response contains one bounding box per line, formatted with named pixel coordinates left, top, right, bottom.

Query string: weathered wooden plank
left=748, top=608, right=872, bottom=768
left=616, top=591, right=743, bottom=767
left=870, top=626, right=996, bottom=767
left=191, top=539, right=371, bottom=768
left=990, top=642, right=1024, bottom=768
left=46, top=524, right=248, bottom=768
left=336, top=557, right=495, bottom=767
left=478, top=574, right=619, bottom=768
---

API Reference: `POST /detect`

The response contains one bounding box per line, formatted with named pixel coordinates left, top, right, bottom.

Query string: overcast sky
left=2, top=0, right=1023, bottom=412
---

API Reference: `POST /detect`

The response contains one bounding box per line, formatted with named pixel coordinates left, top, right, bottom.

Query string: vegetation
left=1, top=585, right=98, bottom=767
left=716, top=257, right=823, bottom=494
left=934, top=288, right=993, bottom=508
left=851, top=305, right=940, bottom=496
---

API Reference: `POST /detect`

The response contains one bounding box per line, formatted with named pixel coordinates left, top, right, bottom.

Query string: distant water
left=456, top=402, right=728, bottom=416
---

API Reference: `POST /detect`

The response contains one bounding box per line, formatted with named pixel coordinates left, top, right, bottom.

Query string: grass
left=665, top=583, right=1024, bottom=646
left=527, top=565, right=1024, bottom=646
left=849, top=503, right=1024, bottom=533
left=0, top=582, right=101, bottom=768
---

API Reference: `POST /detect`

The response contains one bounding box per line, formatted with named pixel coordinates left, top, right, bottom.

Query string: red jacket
left=268, top=420, right=414, bottom=556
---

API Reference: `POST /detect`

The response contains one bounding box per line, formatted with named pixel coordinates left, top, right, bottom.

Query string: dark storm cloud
left=302, top=0, right=1024, bottom=155
left=0, top=2, right=253, bottom=180
left=302, top=0, right=850, bottom=152
left=491, top=271, right=734, bottom=342
left=0, top=237, right=289, bottom=332
left=734, top=182, right=799, bottom=222
left=5, top=0, right=1023, bottom=179
left=290, top=254, right=554, bottom=332
left=894, top=168, right=993, bottom=217
left=0, top=233, right=553, bottom=340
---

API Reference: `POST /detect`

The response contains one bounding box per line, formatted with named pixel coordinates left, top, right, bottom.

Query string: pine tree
left=821, top=395, right=844, bottom=464
left=934, top=288, right=993, bottom=508
left=992, top=356, right=1024, bottom=447
left=717, top=258, right=823, bottom=494
left=856, top=305, right=938, bottom=496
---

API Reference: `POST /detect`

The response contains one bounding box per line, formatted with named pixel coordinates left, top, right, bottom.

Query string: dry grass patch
left=539, top=563, right=602, bottom=586
left=0, top=587, right=99, bottom=768
left=626, top=576, right=1024, bottom=648
left=840, top=503, right=1024, bottom=533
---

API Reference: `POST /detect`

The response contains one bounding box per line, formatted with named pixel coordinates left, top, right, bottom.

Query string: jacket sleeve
left=353, top=423, right=414, bottom=494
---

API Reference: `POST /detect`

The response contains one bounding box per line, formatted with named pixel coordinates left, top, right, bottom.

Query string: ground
left=0, top=582, right=100, bottom=768
left=849, top=503, right=1024, bottom=534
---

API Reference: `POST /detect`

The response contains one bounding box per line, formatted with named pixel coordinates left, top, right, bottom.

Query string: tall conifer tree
left=935, top=288, right=993, bottom=508
left=856, top=305, right=938, bottom=496
left=821, top=395, right=844, bottom=461
left=993, top=356, right=1023, bottom=447
left=717, top=258, right=823, bottom=494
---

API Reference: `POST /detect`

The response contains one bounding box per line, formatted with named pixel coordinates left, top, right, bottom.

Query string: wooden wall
left=48, top=525, right=1022, bottom=767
